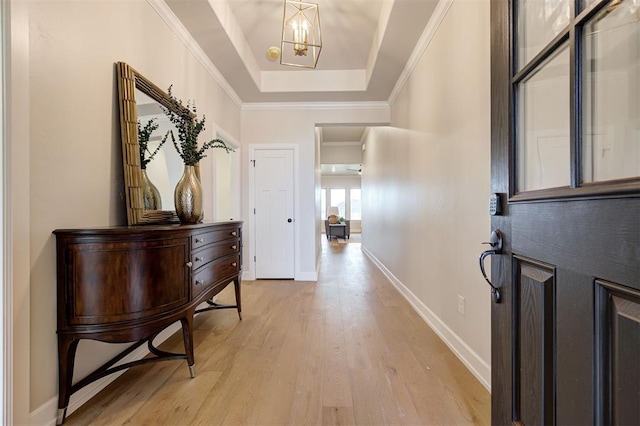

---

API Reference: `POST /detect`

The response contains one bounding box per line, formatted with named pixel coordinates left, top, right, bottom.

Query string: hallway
left=65, top=237, right=490, bottom=425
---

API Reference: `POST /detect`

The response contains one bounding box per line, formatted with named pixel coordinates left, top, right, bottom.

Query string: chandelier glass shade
left=281, top=0, right=322, bottom=69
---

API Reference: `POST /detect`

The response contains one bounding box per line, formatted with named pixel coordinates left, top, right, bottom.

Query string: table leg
left=57, top=335, right=80, bottom=425
left=180, top=316, right=196, bottom=378
left=234, top=277, right=242, bottom=320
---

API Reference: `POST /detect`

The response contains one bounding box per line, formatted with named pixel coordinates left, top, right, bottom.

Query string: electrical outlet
left=457, top=295, right=465, bottom=316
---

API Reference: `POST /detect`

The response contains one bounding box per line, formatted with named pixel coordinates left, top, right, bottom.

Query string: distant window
left=330, top=188, right=346, bottom=218
left=350, top=189, right=361, bottom=220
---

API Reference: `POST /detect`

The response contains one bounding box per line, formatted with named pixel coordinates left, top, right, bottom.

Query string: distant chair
left=325, top=219, right=350, bottom=240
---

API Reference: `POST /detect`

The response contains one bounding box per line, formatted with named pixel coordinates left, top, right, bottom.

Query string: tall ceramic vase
left=142, top=169, right=162, bottom=210
left=174, top=165, right=203, bottom=224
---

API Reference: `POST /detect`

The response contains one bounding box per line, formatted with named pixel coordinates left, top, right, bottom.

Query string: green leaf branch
left=162, top=86, right=234, bottom=166
left=137, top=118, right=168, bottom=169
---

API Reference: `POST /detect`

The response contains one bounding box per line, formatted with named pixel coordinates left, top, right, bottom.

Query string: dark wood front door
left=490, top=0, right=639, bottom=424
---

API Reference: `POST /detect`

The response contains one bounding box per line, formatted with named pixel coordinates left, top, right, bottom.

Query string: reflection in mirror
left=135, top=89, right=184, bottom=210
left=117, top=62, right=195, bottom=225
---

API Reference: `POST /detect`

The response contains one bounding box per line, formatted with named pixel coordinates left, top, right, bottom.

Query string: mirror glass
left=135, top=89, right=184, bottom=210
left=117, top=62, right=195, bottom=225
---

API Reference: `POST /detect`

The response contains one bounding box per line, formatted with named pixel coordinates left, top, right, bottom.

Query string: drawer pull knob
left=231, top=231, right=237, bottom=236
left=195, top=257, right=204, bottom=262
left=231, top=262, right=238, bottom=267
left=185, top=262, right=193, bottom=268
left=196, top=280, right=204, bottom=286
left=231, top=245, right=237, bottom=250
left=195, top=238, right=204, bottom=243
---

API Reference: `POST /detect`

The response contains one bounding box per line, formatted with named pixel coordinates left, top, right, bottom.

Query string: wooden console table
left=53, top=222, right=243, bottom=424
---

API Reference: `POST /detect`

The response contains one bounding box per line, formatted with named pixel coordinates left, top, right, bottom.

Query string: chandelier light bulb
left=292, top=18, right=309, bottom=56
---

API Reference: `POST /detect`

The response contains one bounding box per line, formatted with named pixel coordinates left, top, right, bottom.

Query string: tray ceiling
left=163, top=0, right=439, bottom=103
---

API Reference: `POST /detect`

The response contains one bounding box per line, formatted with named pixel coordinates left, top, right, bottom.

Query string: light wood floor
left=65, top=235, right=490, bottom=425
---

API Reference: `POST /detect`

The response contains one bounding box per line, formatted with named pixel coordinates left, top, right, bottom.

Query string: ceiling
left=321, top=126, right=366, bottom=143
left=164, top=0, right=440, bottom=103
left=319, top=126, right=364, bottom=176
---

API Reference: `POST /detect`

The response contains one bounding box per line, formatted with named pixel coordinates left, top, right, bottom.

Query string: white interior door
left=254, top=149, right=294, bottom=279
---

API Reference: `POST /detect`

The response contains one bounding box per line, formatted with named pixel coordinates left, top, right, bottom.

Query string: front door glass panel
left=517, top=44, right=571, bottom=192
left=517, top=0, right=571, bottom=69
left=582, top=1, right=640, bottom=183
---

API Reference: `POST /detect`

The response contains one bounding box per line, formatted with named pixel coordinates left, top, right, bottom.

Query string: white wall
left=241, top=104, right=389, bottom=280
left=361, top=0, right=492, bottom=386
left=7, top=0, right=31, bottom=423
left=321, top=175, right=361, bottom=189
left=320, top=144, right=362, bottom=164
left=26, top=0, right=241, bottom=418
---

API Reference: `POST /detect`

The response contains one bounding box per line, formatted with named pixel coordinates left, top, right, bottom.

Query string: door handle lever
left=479, top=229, right=503, bottom=303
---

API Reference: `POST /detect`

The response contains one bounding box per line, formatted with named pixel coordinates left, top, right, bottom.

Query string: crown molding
left=320, top=141, right=362, bottom=147
left=146, top=0, right=243, bottom=109
left=242, top=101, right=390, bottom=111
left=206, top=0, right=262, bottom=89
left=387, top=0, right=454, bottom=106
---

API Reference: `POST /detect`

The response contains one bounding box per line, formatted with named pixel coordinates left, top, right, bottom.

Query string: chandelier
left=280, top=0, right=322, bottom=69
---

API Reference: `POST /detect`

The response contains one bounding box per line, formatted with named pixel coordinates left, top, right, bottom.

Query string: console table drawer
left=192, top=228, right=240, bottom=249
left=192, top=240, right=240, bottom=270
left=192, top=254, right=241, bottom=298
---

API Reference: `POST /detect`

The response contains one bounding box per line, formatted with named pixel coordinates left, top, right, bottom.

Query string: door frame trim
left=212, top=126, right=241, bottom=221
left=248, top=144, right=299, bottom=280
left=490, top=0, right=514, bottom=422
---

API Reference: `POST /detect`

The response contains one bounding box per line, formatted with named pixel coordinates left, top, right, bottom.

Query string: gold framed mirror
left=116, top=62, right=197, bottom=225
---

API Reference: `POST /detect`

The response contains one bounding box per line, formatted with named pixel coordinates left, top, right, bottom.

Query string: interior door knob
left=287, top=218, right=293, bottom=223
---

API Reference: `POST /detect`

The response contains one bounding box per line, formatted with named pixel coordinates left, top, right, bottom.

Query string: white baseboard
left=30, top=322, right=182, bottom=425
left=295, top=271, right=318, bottom=281
left=240, top=270, right=317, bottom=282
left=361, top=246, right=491, bottom=391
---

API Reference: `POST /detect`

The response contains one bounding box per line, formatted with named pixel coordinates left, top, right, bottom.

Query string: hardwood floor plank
left=289, top=304, right=325, bottom=425
left=194, top=283, right=305, bottom=423
left=322, top=406, right=356, bottom=426
left=127, top=370, right=223, bottom=425
left=244, top=284, right=316, bottom=425
left=72, top=357, right=181, bottom=425
left=320, top=308, right=353, bottom=409
left=396, top=305, right=491, bottom=424
left=370, top=352, right=424, bottom=425
left=349, top=367, right=387, bottom=425
left=205, top=368, right=274, bottom=426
